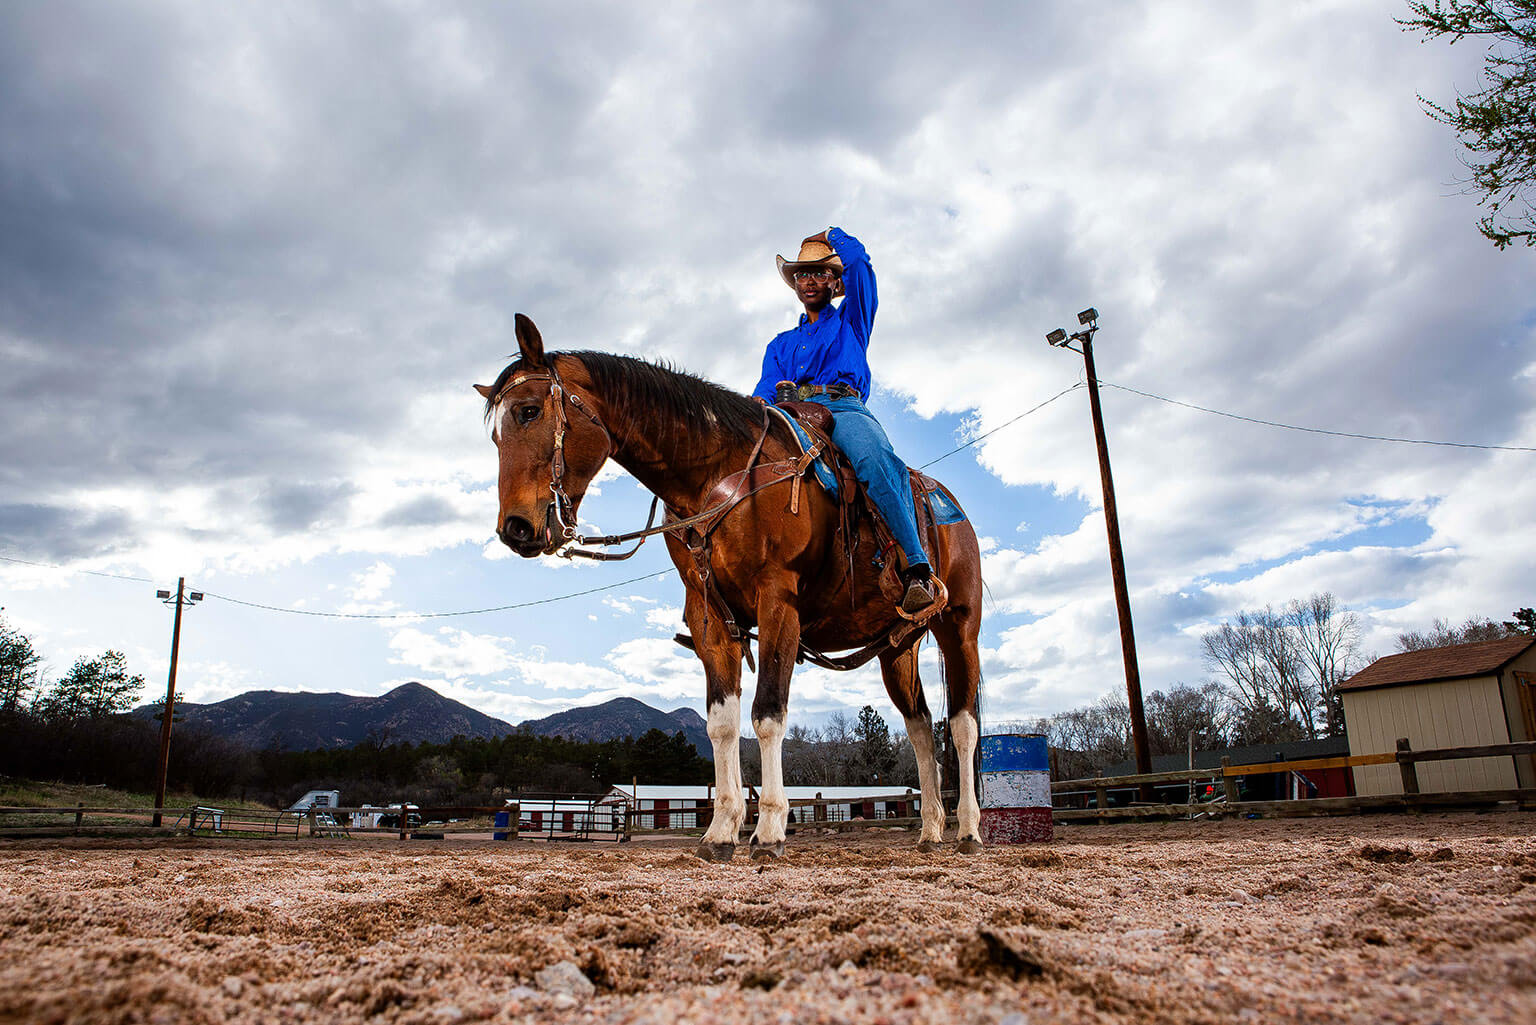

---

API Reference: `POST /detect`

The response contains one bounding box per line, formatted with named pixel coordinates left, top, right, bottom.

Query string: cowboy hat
left=776, top=233, right=844, bottom=293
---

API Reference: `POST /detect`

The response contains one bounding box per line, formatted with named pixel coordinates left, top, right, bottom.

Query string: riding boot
left=900, top=563, right=937, bottom=615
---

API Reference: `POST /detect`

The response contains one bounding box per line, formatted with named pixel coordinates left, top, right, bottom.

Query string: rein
left=491, top=364, right=819, bottom=562
left=493, top=358, right=938, bottom=673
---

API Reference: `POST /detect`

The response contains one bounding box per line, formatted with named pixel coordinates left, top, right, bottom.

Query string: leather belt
left=775, top=381, right=856, bottom=402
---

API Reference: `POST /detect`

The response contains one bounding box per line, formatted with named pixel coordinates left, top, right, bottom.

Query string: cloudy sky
left=2, top=1, right=1532, bottom=734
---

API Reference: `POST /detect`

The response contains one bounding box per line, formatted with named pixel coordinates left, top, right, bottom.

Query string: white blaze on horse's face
left=478, top=360, right=611, bottom=559
left=481, top=375, right=563, bottom=558
left=491, top=396, right=515, bottom=445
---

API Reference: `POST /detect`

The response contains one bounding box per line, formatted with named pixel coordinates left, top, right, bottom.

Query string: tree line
left=0, top=606, right=932, bottom=805
left=0, top=609, right=713, bottom=805
left=257, top=727, right=711, bottom=807
left=1, top=608, right=914, bottom=805
left=4, top=597, right=1531, bottom=803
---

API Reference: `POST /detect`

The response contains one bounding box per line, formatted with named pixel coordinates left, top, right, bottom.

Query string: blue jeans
left=808, top=395, right=929, bottom=570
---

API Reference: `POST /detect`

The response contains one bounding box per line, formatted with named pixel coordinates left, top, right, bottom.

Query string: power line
left=7, top=373, right=1530, bottom=620
left=0, top=380, right=1086, bottom=617
left=918, top=383, right=1084, bottom=469
left=1100, top=380, right=1536, bottom=453
left=0, top=553, right=153, bottom=583
left=194, top=568, right=676, bottom=619
left=1, top=550, right=673, bottom=620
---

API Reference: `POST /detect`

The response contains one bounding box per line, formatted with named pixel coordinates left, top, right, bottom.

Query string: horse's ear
left=514, top=313, right=545, bottom=367
left=473, top=383, right=495, bottom=399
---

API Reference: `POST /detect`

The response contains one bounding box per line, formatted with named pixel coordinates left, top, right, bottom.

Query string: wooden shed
left=1339, top=635, right=1536, bottom=795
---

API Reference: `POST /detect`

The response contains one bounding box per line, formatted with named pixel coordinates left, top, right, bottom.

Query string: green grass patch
left=0, top=777, right=278, bottom=813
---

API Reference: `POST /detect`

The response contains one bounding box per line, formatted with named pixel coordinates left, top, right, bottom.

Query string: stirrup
left=895, top=575, right=947, bottom=623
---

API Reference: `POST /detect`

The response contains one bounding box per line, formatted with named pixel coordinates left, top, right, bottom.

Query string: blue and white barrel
left=978, top=733, right=1053, bottom=843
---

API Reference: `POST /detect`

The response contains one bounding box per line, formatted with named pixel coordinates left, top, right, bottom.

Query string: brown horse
left=476, top=314, right=983, bottom=860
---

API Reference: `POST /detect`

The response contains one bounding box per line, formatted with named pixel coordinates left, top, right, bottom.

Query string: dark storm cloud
left=0, top=1, right=653, bottom=521
left=662, top=2, right=1075, bottom=152
left=0, top=504, right=135, bottom=562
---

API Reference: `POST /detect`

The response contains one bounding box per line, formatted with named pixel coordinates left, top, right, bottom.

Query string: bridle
left=490, top=357, right=938, bottom=672
left=489, top=360, right=617, bottom=554
left=490, top=359, right=806, bottom=562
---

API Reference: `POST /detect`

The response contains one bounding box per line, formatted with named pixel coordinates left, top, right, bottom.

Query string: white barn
left=603, top=784, right=923, bottom=830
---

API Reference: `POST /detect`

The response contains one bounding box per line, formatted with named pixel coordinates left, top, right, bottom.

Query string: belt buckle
left=796, top=385, right=817, bottom=401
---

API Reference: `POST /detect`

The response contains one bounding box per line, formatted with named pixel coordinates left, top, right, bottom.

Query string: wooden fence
left=0, top=802, right=519, bottom=840
left=0, top=804, right=178, bottom=837
left=3, top=739, right=1530, bottom=840
left=1051, top=738, right=1536, bottom=821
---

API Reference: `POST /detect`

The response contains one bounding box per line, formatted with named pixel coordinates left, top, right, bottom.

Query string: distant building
left=603, top=784, right=921, bottom=830
left=1338, top=635, right=1536, bottom=795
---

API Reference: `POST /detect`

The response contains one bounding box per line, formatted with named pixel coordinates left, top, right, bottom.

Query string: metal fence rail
left=177, top=805, right=305, bottom=837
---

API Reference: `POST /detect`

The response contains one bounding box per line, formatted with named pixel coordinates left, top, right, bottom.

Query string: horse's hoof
left=695, top=843, right=736, bottom=863
left=749, top=840, right=785, bottom=861
left=958, top=837, right=984, bottom=855
left=917, top=840, right=944, bottom=853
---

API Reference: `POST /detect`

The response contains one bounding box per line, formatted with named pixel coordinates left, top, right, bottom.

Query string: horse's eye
left=517, top=403, right=542, bottom=425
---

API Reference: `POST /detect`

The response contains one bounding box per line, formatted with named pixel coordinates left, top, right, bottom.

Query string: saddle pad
left=926, top=484, right=967, bottom=525
left=767, top=406, right=839, bottom=497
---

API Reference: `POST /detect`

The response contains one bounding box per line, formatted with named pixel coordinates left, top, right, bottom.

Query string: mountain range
left=134, top=683, right=710, bottom=755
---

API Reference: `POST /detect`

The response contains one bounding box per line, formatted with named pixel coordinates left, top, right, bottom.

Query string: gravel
left=0, top=811, right=1532, bottom=1023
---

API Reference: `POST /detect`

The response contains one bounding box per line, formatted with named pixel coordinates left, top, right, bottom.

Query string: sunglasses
left=792, top=269, right=838, bottom=283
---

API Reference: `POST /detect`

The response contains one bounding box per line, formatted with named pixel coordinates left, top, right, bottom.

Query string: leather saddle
left=772, top=401, right=949, bottom=605
left=670, top=400, right=964, bottom=672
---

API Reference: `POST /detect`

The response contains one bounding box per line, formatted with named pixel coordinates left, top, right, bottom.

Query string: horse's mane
left=482, top=351, right=766, bottom=445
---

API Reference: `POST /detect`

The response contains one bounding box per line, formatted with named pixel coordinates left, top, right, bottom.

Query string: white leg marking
left=752, top=715, right=789, bottom=845
left=904, top=716, right=946, bottom=844
left=952, top=710, right=981, bottom=841
left=702, top=695, right=744, bottom=845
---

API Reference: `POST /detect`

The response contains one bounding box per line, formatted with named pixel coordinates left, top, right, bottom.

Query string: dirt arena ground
left=1, top=811, right=1533, bottom=1025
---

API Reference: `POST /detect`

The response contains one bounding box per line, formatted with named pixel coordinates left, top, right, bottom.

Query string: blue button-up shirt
left=753, top=226, right=878, bottom=403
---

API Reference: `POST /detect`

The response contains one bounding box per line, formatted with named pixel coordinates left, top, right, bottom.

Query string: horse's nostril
left=500, top=516, right=536, bottom=546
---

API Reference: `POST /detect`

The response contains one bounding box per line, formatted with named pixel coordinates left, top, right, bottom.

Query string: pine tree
left=852, top=705, right=898, bottom=784
left=35, top=651, right=144, bottom=722
left=0, top=612, right=42, bottom=716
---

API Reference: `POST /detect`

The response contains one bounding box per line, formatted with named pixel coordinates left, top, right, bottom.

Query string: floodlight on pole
left=1044, top=307, right=1153, bottom=797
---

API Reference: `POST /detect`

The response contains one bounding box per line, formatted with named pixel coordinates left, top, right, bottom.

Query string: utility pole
left=1047, top=309, right=1153, bottom=799
left=152, top=578, right=201, bottom=827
